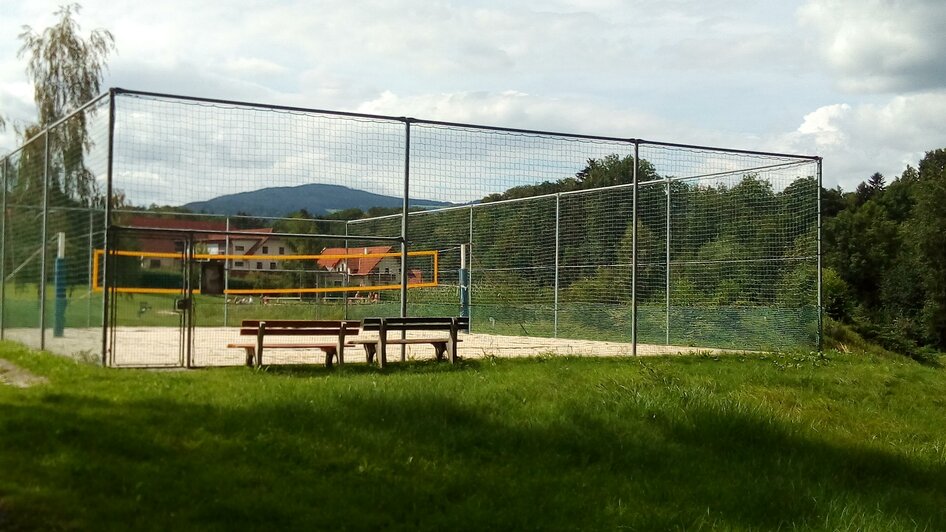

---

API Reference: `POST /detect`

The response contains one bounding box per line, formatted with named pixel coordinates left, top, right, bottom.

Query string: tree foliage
left=16, top=3, right=115, bottom=204
left=823, top=150, right=946, bottom=359
left=19, top=3, right=114, bottom=127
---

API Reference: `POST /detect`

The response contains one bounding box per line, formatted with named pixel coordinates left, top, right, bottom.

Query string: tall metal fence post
left=553, top=193, right=560, bottom=338
left=631, top=141, right=639, bottom=356
left=468, top=205, right=474, bottom=332
left=817, top=158, right=824, bottom=353
left=39, top=131, right=50, bottom=351
left=666, top=179, right=671, bottom=345
left=459, top=243, right=469, bottom=318
left=344, top=220, right=350, bottom=320
left=101, top=89, right=116, bottom=367
left=87, top=209, right=93, bottom=327
left=224, top=216, right=230, bottom=326
left=0, top=157, right=6, bottom=340
left=399, top=119, right=411, bottom=361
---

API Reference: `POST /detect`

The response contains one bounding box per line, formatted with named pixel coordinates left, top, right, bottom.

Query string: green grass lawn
left=1, top=344, right=944, bottom=530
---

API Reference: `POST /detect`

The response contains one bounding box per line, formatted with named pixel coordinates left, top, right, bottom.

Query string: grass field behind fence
left=1, top=343, right=944, bottom=530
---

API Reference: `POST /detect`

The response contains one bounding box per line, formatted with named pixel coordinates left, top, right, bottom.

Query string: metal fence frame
left=0, top=87, right=823, bottom=365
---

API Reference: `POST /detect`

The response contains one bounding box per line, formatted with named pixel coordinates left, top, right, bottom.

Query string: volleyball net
left=92, top=248, right=439, bottom=295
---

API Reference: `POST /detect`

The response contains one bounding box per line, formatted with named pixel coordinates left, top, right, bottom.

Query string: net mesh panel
left=641, top=144, right=819, bottom=350
left=45, top=100, right=109, bottom=359
left=1, top=97, right=109, bottom=357
left=109, top=93, right=405, bottom=366
left=408, top=123, right=635, bottom=341
left=3, top=139, right=44, bottom=349
left=356, top=136, right=819, bottom=353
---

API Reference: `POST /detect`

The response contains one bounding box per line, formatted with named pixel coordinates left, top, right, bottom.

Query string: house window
left=150, top=259, right=162, bottom=268
left=234, top=261, right=244, bottom=268
left=279, top=247, right=285, bottom=255
left=262, top=246, right=269, bottom=254
left=234, top=245, right=245, bottom=252
left=385, top=268, right=390, bottom=274
left=256, top=262, right=263, bottom=270
left=269, top=262, right=276, bottom=270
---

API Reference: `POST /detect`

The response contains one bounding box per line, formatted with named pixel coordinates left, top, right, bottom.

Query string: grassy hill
left=1, top=344, right=944, bottom=530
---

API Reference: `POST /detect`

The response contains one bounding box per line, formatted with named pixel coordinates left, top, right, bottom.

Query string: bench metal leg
left=362, top=343, right=378, bottom=365
left=242, top=347, right=256, bottom=367
left=449, top=319, right=458, bottom=364
left=433, top=342, right=447, bottom=361
left=447, top=339, right=457, bottom=365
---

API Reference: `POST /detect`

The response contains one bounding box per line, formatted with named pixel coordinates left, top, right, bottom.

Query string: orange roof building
left=317, top=246, right=395, bottom=276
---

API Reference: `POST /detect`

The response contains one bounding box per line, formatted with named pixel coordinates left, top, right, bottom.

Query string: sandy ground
left=3, top=326, right=735, bottom=368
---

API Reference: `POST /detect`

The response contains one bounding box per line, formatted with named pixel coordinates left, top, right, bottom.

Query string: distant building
left=122, top=217, right=288, bottom=272
left=317, top=246, right=422, bottom=288
left=201, top=228, right=290, bottom=272
left=124, top=216, right=227, bottom=269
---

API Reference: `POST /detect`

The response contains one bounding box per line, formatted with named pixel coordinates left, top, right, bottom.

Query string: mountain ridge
left=182, top=183, right=453, bottom=217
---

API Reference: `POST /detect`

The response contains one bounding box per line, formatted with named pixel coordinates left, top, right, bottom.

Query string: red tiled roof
left=318, top=246, right=393, bottom=275
left=123, top=216, right=228, bottom=254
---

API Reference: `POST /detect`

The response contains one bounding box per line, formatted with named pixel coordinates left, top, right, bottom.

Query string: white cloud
left=355, top=90, right=674, bottom=139
left=778, top=91, right=946, bottom=189
left=794, top=104, right=851, bottom=147
left=799, top=0, right=946, bottom=93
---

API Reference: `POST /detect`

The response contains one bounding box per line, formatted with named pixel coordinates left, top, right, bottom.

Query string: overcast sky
left=1, top=0, right=945, bottom=192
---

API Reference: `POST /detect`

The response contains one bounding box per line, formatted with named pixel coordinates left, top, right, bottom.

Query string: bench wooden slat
left=362, top=317, right=469, bottom=332
left=228, top=343, right=358, bottom=349
left=228, top=319, right=361, bottom=368
left=241, top=319, right=361, bottom=328
left=239, top=328, right=357, bottom=336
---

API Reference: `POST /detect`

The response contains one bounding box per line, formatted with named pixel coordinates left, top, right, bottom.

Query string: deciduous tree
left=18, top=3, right=115, bottom=203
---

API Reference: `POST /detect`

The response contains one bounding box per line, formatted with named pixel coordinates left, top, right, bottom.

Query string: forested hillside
left=823, top=148, right=946, bottom=359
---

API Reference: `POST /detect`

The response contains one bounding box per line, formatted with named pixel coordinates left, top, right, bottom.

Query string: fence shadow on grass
left=1, top=380, right=944, bottom=530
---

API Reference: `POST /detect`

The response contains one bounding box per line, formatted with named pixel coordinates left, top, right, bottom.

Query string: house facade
left=124, top=216, right=228, bottom=269
left=201, top=229, right=291, bottom=272
left=317, top=246, right=422, bottom=288
left=123, top=217, right=289, bottom=272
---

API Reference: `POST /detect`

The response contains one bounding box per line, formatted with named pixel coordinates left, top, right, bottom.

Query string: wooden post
left=336, top=321, right=347, bottom=367
left=448, top=317, right=459, bottom=364
left=378, top=319, right=387, bottom=369
left=256, top=321, right=266, bottom=367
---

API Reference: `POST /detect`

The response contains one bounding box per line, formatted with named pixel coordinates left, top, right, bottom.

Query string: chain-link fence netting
left=2, top=95, right=109, bottom=359
left=1, top=89, right=819, bottom=366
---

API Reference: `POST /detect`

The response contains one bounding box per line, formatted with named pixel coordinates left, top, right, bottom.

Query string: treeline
left=468, top=154, right=818, bottom=308
left=822, top=149, right=946, bottom=358
left=467, top=148, right=946, bottom=357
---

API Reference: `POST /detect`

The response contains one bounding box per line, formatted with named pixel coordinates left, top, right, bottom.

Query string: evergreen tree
left=912, top=149, right=946, bottom=346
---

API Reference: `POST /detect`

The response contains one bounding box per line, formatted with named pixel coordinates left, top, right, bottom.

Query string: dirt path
left=0, top=359, right=48, bottom=388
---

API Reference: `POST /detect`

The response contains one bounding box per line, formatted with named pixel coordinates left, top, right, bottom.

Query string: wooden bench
left=359, top=317, right=469, bottom=368
left=227, top=320, right=360, bottom=368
